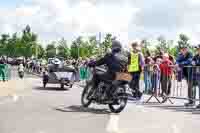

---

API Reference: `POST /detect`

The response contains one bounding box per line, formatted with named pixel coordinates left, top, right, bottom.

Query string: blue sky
left=0, top=0, right=22, bottom=8
left=1, top=0, right=200, bottom=46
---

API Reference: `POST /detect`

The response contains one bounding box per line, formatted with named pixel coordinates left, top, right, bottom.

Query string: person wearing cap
left=176, top=46, right=193, bottom=106
left=88, top=40, right=127, bottom=100
left=128, top=42, right=145, bottom=99
left=192, top=44, right=200, bottom=108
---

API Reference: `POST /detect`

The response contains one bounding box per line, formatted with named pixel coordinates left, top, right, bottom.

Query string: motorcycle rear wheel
left=108, top=86, right=127, bottom=113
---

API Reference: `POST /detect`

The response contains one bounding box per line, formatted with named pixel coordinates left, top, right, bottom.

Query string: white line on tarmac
left=106, top=114, right=122, bottom=133
left=0, top=94, right=19, bottom=105
left=172, top=124, right=181, bottom=133
left=0, top=97, right=11, bottom=105
left=11, top=94, right=19, bottom=102
left=38, top=131, right=46, bottom=133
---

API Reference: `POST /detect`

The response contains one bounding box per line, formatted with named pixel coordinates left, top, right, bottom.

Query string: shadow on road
left=34, top=86, right=69, bottom=91
left=54, top=105, right=111, bottom=115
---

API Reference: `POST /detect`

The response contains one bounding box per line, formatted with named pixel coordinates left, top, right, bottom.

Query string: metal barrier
left=0, top=64, right=11, bottom=81
left=144, top=65, right=200, bottom=104
left=75, top=63, right=200, bottom=105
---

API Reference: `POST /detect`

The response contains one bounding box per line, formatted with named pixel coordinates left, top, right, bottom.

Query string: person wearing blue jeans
left=176, top=46, right=193, bottom=106
left=192, top=44, right=200, bottom=108
left=144, top=54, right=153, bottom=93
left=144, top=67, right=152, bottom=93
left=151, top=64, right=160, bottom=95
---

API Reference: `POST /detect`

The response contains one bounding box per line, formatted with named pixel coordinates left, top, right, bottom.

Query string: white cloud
left=1, top=0, right=200, bottom=46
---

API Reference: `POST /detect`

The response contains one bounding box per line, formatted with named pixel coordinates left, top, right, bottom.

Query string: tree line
left=0, top=25, right=195, bottom=60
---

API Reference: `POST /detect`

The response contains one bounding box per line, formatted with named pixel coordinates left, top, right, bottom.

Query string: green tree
left=6, top=33, right=18, bottom=57
left=0, top=34, right=9, bottom=44
left=177, top=34, right=190, bottom=49
left=36, top=45, right=45, bottom=59
left=168, top=47, right=178, bottom=57
left=101, top=33, right=112, bottom=53
left=70, top=36, right=83, bottom=59
left=46, top=42, right=56, bottom=58
left=21, top=25, right=38, bottom=58
left=0, top=34, right=10, bottom=56
left=70, top=41, right=78, bottom=59
left=141, top=39, right=151, bottom=55
left=156, top=36, right=168, bottom=52
left=88, top=36, right=98, bottom=56
left=79, top=41, right=90, bottom=58
left=57, top=38, right=70, bottom=59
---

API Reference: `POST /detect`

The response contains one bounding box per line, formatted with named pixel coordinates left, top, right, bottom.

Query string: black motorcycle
left=81, top=66, right=130, bottom=113
left=18, top=71, right=24, bottom=79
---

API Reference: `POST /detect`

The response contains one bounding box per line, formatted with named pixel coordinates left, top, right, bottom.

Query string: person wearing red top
left=159, top=53, right=173, bottom=101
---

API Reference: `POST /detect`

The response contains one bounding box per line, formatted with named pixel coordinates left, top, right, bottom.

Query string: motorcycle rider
left=18, top=62, right=24, bottom=78
left=88, top=40, right=127, bottom=99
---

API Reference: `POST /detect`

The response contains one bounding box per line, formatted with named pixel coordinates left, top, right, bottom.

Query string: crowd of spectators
left=142, top=44, right=200, bottom=107
left=1, top=42, right=200, bottom=107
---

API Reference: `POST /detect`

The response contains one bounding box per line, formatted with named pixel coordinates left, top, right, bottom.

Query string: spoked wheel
left=81, top=82, right=94, bottom=107
left=109, top=86, right=127, bottom=113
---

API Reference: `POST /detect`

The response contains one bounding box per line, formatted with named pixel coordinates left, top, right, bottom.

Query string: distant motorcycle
left=18, top=64, right=24, bottom=79
left=18, top=71, right=24, bottom=79
left=81, top=66, right=131, bottom=113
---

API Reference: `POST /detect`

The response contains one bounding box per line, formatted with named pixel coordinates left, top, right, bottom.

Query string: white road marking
left=135, top=105, right=148, bottom=112
left=12, top=94, right=19, bottom=102
left=38, top=131, right=46, bottom=133
left=0, top=94, right=19, bottom=105
left=172, top=124, right=181, bottom=133
left=0, top=97, right=11, bottom=105
left=106, top=114, right=121, bottom=133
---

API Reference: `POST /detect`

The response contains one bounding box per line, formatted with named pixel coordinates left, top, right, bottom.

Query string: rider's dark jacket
left=92, top=51, right=127, bottom=79
left=176, top=52, right=193, bottom=80
left=95, top=52, right=125, bottom=72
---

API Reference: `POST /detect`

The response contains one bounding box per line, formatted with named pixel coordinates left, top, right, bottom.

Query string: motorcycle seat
left=100, top=78, right=113, bottom=83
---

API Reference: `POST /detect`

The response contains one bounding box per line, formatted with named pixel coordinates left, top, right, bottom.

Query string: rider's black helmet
left=111, top=40, right=122, bottom=52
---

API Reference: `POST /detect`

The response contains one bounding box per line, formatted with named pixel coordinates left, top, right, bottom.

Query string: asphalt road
left=1, top=67, right=200, bottom=133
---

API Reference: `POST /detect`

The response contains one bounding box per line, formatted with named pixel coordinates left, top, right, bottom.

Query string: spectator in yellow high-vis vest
left=128, top=42, right=145, bottom=99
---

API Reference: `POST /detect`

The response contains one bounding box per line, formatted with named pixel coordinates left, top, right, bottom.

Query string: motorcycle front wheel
left=81, top=82, right=94, bottom=107
left=108, top=86, right=127, bottom=113
left=18, top=72, right=24, bottom=79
